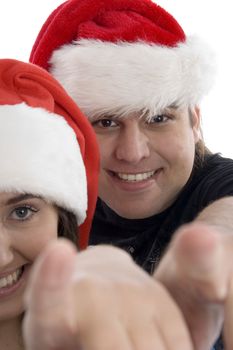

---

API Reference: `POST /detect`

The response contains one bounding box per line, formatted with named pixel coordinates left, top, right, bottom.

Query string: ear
left=191, top=106, right=201, bottom=143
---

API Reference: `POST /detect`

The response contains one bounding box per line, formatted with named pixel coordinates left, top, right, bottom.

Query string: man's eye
left=10, top=206, right=37, bottom=221
left=93, top=119, right=118, bottom=128
left=149, top=115, right=169, bottom=124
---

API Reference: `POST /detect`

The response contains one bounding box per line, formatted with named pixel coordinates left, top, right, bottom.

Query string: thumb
left=23, top=239, right=77, bottom=350
left=154, top=224, right=226, bottom=350
left=223, top=278, right=233, bottom=350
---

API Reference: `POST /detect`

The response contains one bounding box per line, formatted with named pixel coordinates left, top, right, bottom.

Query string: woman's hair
left=57, top=206, right=78, bottom=244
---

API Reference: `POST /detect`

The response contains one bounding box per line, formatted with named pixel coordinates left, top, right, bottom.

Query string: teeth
left=0, top=267, right=23, bottom=289
left=117, top=171, right=155, bottom=182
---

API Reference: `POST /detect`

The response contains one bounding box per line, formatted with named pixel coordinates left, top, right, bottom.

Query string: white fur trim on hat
left=0, top=103, right=87, bottom=224
left=49, top=37, right=216, bottom=120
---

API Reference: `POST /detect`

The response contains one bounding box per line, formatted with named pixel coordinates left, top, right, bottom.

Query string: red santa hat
left=0, top=59, right=99, bottom=249
left=30, top=0, right=216, bottom=120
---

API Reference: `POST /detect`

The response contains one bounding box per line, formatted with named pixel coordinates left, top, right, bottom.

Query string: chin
left=0, top=298, right=24, bottom=322
left=113, top=205, right=156, bottom=219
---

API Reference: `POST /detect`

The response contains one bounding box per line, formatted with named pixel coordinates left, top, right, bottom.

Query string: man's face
left=91, top=107, right=200, bottom=219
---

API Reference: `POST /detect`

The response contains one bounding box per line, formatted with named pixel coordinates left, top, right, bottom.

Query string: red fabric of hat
left=30, top=0, right=185, bottom=70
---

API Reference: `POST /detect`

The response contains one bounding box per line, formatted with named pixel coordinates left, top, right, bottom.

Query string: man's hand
left=155, top=222, right=233, bottom=350
left=23, top=239, right=193, bottom=350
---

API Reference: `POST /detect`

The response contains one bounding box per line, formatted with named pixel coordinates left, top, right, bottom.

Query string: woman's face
left=0, top=192, right=58, bottom=321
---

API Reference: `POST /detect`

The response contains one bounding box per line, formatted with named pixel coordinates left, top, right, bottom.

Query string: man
left=28, top=0, right=233, bottom=349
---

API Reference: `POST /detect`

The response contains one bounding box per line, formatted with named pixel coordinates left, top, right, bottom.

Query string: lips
left=108, top=169, right=161, bottom=182
left=0, top=266, right=24, bottom=289
left=0, top=265, right=29, bottom=298
left=117, top=170, right=155, bottom=181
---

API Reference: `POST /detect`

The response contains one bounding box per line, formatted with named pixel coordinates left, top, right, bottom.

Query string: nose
left=0, top=225, right=14, bottom=266
left=115, top=122, right=150, bottom=164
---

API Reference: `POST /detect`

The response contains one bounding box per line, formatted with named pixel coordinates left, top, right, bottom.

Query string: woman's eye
left=10, top=206, right=37, bottom=221
left=92, top=119, right=118, bottom=128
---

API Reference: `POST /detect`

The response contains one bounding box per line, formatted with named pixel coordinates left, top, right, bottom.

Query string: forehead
left=91, top=105, right=189, bottom=121
left=0, top=193, right=39, bottom=206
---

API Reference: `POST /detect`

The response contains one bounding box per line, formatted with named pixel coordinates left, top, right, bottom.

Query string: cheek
left=99, top=145, right=112, bottom=170
left=20, top=218, right=58, bottom=262
left=97, top=136, right=112, bottom=165
left=157, top=132, right=195, bottom=167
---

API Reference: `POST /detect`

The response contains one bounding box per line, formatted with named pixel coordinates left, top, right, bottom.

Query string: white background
left=0, top=0, right=232, bottom=158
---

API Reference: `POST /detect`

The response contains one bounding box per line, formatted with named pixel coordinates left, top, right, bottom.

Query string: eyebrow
left=5, top=194, right=40, bottom=205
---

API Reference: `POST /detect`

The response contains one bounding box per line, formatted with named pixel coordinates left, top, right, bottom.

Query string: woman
left=0, top=58, right=99, bottom=350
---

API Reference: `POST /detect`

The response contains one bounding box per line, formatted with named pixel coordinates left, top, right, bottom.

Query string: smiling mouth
left=109, top=170, right=158, bottom=182
left=0, top=267, right=24, bottom=289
